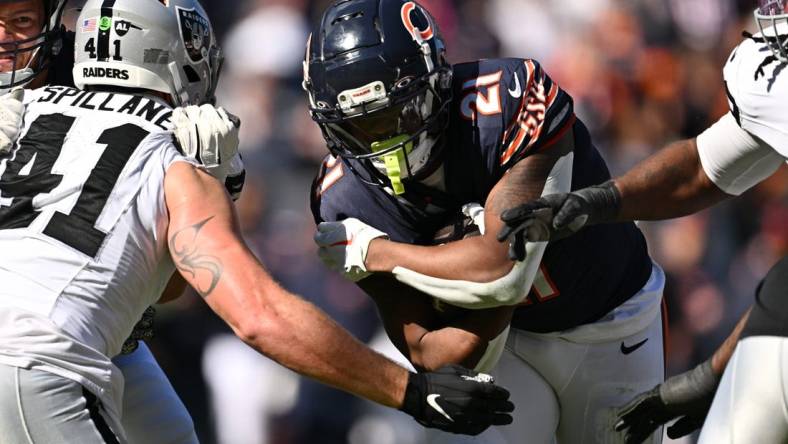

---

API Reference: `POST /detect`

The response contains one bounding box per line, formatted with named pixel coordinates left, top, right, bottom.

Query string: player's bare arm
left=164, top=162, right=514, bottom=434
left=360, top=275, right=515, bottom=372
left=164, top=162, right=409, bottom=407
left=497, top=138, right=729, bottom=252
left=498, top=112, right=784, bottom=254
left=364, top=130, right=573, bottom=283
left=615, top=138, right=730, bottom=220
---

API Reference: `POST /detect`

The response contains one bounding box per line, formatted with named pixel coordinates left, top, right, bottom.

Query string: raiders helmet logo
left=177, top=7, right=211, bottom=63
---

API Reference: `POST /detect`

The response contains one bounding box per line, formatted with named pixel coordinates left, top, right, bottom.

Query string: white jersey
left=697, top=26, right=788, bottom=196
left=0, top=86, right=197, bottom=423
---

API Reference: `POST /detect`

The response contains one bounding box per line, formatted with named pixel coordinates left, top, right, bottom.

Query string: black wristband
left=660, top=360, right=721, bottom=406
left=400, top=372, right=429, bottom=424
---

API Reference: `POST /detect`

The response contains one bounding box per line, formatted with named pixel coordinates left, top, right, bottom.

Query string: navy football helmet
left=304, top=0, right=452, bottom=194
left=0, top=0, right=66, bottom=90
left=756, top=0, right=788, bottom=61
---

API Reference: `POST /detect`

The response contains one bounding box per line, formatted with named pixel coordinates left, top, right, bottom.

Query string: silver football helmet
left=73, top=0, right=223, bottom=106
left=755, top=0, right=788, bottom=61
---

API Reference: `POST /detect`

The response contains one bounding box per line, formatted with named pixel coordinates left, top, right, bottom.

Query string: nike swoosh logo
left=508, top=73, right=522, bottom=98
left=427, top=394, right=454, bottom=422
left=620, top=338, right=648, bottom=355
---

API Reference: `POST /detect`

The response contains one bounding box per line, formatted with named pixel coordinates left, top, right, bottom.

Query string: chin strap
left=371, top=134, right=412, bottom=195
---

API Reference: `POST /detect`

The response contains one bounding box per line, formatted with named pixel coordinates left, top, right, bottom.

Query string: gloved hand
left=314, top=218, right=388, bottom=281
left=119, top=306, right=156, bottom=355
left=171, top=104, right=240, bottom=182
left=497, top=181, right=621, bottom=260
left=0, top=88, right=25, bottom=155
left=614, top=360, right=721, bottom=443
left=400, top=365, right=514, bottom=435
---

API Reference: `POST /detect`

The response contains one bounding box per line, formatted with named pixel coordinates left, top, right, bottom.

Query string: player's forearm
left=243, top=282, right=410, bottom=408
left=414, top=326, right=487, bottom=371
left=614, top=138, right=729, bottom=221
left=166, top=165, right=410, bottom=408
left=366, top=235, right=512, bottom=282
left=711, top=308, right=751, bottom=375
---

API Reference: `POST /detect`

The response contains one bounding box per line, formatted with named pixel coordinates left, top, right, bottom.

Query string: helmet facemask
left=755, top=0, right=788, bottom=62
left=313, top=67, right=452, bottom=194
left=0, top=0, right=64, bottom=91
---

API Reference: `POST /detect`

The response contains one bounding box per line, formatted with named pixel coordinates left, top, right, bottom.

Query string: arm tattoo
left=169, top=216, right=223, bottom=297
left=487, top=138, right=572, bottom=216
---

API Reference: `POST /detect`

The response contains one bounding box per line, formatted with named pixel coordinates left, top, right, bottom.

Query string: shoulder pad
left=723, top=38, right=788, bottom=156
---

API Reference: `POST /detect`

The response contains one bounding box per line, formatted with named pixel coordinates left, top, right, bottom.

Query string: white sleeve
left=696, top=113, right=784, bottom=196
left=391, top=151, right=573, bottom=309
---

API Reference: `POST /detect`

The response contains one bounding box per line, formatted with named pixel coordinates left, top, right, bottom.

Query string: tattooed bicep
left=486, top=129, right=574, bottom=216
left=168, top=215, right=223, bottom=298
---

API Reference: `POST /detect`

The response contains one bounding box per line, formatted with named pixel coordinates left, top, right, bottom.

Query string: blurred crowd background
left=147, top=0, right=788, bottom=443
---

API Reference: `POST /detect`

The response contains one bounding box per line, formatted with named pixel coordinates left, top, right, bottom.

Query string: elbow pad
left=391, top=152, right=573, bottom=309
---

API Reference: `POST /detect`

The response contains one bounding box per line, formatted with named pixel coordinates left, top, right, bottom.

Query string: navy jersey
left=312, top=58, right=652, bottom=333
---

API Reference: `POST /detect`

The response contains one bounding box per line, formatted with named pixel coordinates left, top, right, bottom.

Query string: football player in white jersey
left=0, top=1, right=241, bottom=442
left=498, top=1, right=788, bottom=442
left=0, top=0, right=514, bottom=443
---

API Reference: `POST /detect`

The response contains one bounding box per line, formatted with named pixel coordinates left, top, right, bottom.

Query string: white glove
left=461, top=202, right=485, bottom=235
left=314, top=218, right=388, bottom=282
left=171, top=104, right=240, bottom=181
left=0, top=88, right=25, bottom=155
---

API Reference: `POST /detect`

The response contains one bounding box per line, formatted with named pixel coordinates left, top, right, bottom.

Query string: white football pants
left=698, top=336, right=788, bottom=443
left=0, top=363, right=125, bottom=443
left=113, top=342, right=198, bottom=444
left=427, top=263, right=666, bottom=444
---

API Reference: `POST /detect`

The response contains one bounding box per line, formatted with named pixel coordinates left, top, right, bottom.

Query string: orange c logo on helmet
left=401, top=2, right=434, bottom=42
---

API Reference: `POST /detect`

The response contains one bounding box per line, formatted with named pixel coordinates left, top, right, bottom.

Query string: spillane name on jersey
left=724, top=29, right=788, bottom=158
left=0, top=87, right=194, bottom=419
left=312, top=58, right=652, bottom=333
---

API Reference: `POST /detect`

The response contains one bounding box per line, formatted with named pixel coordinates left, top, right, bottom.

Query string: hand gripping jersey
left=312, top=58, right=653, bottom=333
left=0, top=86, right=196, bottom=424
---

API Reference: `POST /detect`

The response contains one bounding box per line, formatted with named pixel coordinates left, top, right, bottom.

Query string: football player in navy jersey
left=498, top=1, right=788, bottom=442
left=307, top=0, right=666, bottom=442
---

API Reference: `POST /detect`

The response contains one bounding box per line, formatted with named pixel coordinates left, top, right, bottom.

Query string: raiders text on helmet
left=72, top=0, right=223, bottom=106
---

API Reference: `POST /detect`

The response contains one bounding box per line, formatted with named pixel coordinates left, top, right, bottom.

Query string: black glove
left=497, top=181, right=621, bottom=261
left=615, top=360, right=721, bottom=443
left=400, top=365, right=514, bottom=435
left=120, top=306, right=156, bottom=355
